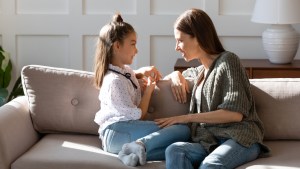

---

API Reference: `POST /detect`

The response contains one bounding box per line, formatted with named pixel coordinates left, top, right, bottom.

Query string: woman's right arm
left=155, top=109, right=243, bottom=128
left=164, top=71, right=190, bottom=103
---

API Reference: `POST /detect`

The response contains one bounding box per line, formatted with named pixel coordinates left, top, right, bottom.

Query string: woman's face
left=113, top=32, right=138, bottom=66
left=174, top=29, right=201, bottom=61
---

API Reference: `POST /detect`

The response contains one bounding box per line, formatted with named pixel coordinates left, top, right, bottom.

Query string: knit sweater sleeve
left=182, top=65, right=203, bottom=79
left=214, top=53, right=252, bottom=117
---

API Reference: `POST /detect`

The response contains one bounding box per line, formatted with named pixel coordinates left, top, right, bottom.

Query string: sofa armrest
left=0, top=96, right=40, bottom=169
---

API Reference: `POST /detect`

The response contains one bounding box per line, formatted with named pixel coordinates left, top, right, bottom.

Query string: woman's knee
left=200, top=155, right=225, bottom=169
left=166, top=142, right=186, bottom=157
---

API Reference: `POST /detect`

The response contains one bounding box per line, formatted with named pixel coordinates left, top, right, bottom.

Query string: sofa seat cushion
left=237, top=141, right=300, bottom=169
left=11, top=134, right=165, bottom=169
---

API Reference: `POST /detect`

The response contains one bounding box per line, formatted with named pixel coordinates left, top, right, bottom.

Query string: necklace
left=108, top=68, right=138, bottom=89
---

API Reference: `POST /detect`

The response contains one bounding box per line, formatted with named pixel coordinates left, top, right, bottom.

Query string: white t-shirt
left=94, top=64, right=142, bottom=138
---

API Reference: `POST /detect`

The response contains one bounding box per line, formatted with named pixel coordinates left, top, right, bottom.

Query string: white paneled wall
left=83, top=0, right=136, bottom=15
left=219, top=0, right=254, bottom=15
left=16, top=0, right=69, bottom=14
left=1, top=0, right=300, bottom=85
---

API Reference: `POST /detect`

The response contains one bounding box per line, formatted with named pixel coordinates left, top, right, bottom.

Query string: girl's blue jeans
left=165, top=139, right=261, bottom=169
left=101, top=120, right=190, bottom=161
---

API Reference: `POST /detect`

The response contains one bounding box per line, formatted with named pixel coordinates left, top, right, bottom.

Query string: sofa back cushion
left=22, top=65, right=300, bottom=140
left=250, top=78, right=300, bottom=140
left=22, top=65, right=100, bottom=135
left=146, top=80, right=190, bottom=120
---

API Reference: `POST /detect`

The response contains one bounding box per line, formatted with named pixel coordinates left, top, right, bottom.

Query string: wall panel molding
left=150, top=0, right=204, bottom=15
left=16, top=35, right=69, bottom=69
left=0, top=0, right=299, bottom=84
left=82, top=0, right=136, bottom=15
left=16, top=0, right=69, bottom=14
left=219, top=0, right=254, bottom=16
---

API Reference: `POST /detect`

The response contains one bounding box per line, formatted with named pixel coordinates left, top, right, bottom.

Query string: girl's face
left=112, top=32, right=138, bottom=67
left=174, top=29, right=201, bottom=61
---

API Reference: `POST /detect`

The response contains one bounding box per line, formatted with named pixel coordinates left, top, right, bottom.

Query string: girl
left=93, top=13, right=190, bottom=167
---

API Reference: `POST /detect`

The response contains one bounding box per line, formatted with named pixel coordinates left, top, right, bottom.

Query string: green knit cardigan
left=182, top=51, right=269, bottom=155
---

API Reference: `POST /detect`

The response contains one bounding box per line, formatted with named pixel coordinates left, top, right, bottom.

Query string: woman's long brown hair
left=174, top=8, right=225, bottom=55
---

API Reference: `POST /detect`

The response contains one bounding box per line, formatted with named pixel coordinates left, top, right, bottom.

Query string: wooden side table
left=174, top=59, right=200, bottom=73
left=174, top=58, right=300, bottom=78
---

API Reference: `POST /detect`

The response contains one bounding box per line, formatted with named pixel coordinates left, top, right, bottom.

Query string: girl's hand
left=138, top=78, right=147, bottom=92
left=145, top=76, right=156, bottom=93
left=135, top=66, right=162, bottom=82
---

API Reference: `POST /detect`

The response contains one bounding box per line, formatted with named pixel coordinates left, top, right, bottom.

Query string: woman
left=93, top=13, right=190, bottom=167
left=155, top=8, right=270, bottom=169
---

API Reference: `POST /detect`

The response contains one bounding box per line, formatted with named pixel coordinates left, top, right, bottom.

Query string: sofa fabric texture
left=21, top=65, right=100, bottom=135
left=11, top=134, right=165, bottom=169
left=250, top=79, right=300, bottom=140
left=1, top=65, right=300, bottom=169
left=21, top=65, right=190, bottom=135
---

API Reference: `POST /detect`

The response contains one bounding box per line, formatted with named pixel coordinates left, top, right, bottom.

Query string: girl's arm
left=138, top=77, right=156, bottom=120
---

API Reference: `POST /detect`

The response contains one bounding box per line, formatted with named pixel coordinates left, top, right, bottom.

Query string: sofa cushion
left=146, top=80, right=190, bottom=120
left=250, top=78, right=300, bottom=140
left=237, top=141, right=300, bottom=169
left=21, top=65, right=100, bottom=135
left=11, top=134, right=165, bottom=169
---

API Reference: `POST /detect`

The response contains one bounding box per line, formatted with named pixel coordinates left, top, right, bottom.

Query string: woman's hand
left=165, top=71, right=190, bottom=103
left=155, top=115, right=190, bottom=128
left=135, top=66, right=162, bottom=82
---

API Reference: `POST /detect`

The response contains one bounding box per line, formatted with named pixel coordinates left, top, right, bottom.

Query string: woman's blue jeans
left=102, top=120, right=190, bottom=161
left=165, top=139, right=261, bottom=169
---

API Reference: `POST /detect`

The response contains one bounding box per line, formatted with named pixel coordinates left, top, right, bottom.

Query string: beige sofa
left=0, top=65, right=300, bottom=169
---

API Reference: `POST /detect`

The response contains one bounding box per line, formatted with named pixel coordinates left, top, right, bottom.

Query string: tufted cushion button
left=71, top=98, right=79, bottom=106
left=148, top=106, right=154, bottom=113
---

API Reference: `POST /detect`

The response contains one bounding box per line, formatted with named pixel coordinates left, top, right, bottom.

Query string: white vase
left=262, top=24, right=299, bottom=64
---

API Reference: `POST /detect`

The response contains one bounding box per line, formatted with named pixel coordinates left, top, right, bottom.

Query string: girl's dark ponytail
left=112, top=13, right=123, bottom=23
left=94, top=13, right=135, bottom=88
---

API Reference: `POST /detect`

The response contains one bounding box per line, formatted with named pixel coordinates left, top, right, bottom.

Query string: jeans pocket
left=103, top=128, right=131, bottom=154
